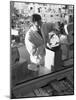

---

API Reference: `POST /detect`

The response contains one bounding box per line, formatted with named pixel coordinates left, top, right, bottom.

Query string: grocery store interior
left=10, top=2, right=74, bottom=98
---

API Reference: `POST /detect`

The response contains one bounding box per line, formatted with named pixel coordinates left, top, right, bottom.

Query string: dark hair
left=31, top=14, right=41, bottom=22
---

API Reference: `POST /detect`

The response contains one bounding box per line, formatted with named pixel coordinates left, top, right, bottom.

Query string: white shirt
left=47, top=31, right=60, bottom=48
left=64, top=24, right=69, bottom=35
left=25, top=26, right=45, bottom=65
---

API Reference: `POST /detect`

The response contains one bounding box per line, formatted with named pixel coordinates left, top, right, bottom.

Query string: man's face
left=34, top=20, right=42, bottom=29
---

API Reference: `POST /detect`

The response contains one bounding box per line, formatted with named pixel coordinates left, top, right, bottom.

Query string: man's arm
left=25, top=32, right=37, bottom=56
left=64, top=25, right=69, bottom=35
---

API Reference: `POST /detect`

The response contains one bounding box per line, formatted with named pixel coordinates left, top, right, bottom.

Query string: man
left=46, top=29, right=63, bottom=71
left=59, top=15, right=69, bottom=60
left=25, top=14, right=46, bottom=71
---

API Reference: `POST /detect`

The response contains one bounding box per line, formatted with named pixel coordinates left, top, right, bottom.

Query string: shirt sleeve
left=64, top=25, right=69, bottom=35
left=25, top=32, right=37, bottom=56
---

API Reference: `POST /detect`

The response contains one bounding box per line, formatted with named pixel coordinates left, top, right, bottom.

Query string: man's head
left=31, top=14, right=42, bottom=29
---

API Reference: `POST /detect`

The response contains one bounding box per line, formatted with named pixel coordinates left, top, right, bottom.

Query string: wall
left=14, top=2, right=73, bottom=23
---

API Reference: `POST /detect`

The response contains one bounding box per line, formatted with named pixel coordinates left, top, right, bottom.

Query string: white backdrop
left=0, top=0, right=76, bottom=100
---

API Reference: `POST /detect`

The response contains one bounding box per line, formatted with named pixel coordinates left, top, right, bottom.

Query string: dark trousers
left=50, top=46, right=63, bottom=72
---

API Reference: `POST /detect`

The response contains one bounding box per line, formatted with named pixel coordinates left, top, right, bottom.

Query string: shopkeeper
left=25, top=14, right=47, bottom=71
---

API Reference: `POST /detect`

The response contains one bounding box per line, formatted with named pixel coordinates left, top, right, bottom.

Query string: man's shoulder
left=26, top=27, right=32, bottom=34
left=25, top=27, right=35, bottom=39
left=27, top=26, right=36, bottom=33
